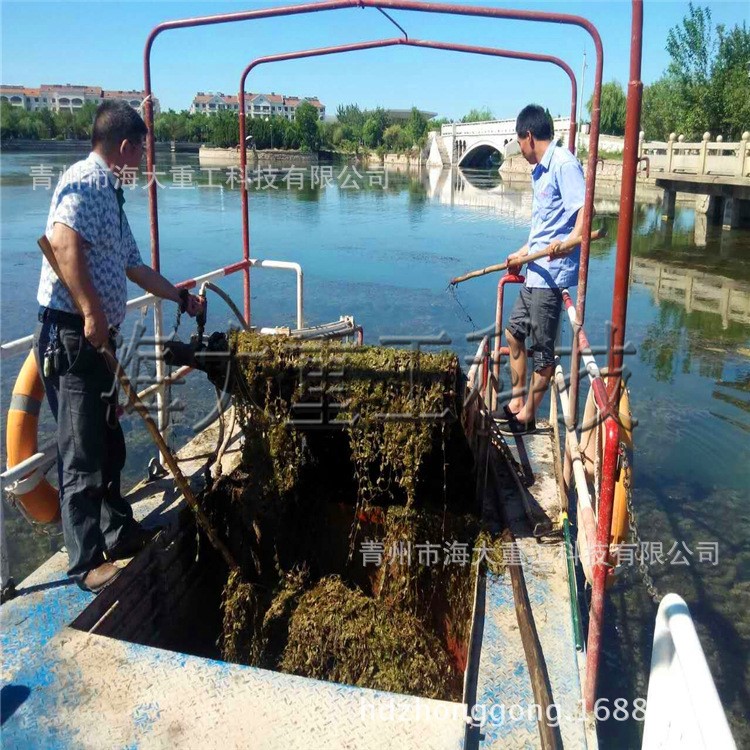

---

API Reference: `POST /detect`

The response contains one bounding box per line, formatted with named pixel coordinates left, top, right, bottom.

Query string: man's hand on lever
left=83, top=308, right=110, bottom=350
left=178, top=288, right=205, bottom=318
left=506, top=249, right=527, bottom=276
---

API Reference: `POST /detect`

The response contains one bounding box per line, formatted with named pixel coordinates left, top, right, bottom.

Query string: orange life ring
left=6, top=351, right=60, bottom=523
left=577, top=374, right=632, bottom=586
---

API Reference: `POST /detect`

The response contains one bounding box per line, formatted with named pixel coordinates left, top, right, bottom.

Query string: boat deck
left=0, top=417, right=467, bottom=750
left=469, top=418, right=597, bottom=750
left=1, top=411, right=595, bottom=749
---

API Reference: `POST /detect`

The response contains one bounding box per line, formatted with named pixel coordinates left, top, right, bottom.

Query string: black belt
left=38, top=306, right=85, bottom=331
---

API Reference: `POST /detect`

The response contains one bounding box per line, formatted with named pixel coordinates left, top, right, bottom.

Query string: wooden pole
left=502, top=529, right=564, bottom=750
left=450, top=227, right=607, bottom=286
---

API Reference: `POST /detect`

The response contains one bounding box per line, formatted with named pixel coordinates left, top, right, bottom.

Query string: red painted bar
left=223, top=259, right=253, bottom=276
left=584, top=414, right=619, bottom=710
left=493, top=274, right=524, bottom=408
left=608, top=0, right=644, bottom=387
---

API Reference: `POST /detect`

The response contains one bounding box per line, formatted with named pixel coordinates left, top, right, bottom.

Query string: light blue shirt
left=524, top=142, right=586, bottom=289
left=37, top=152, right=144, bottom=327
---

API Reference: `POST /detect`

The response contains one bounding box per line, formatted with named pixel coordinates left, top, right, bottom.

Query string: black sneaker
left=497, top=417, right=537, bottom=437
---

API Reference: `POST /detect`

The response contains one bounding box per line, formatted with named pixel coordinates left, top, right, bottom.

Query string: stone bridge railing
left=640, top=131, right=750, bottom=178
left=440, top=116, right=571, bottom=140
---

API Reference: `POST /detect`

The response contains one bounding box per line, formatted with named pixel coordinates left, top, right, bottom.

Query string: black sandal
left=493, top=405, right=520, bottom=424
left=497, top=416, right=537, bottom=436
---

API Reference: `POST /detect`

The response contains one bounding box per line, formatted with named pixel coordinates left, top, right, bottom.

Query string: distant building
left=190, top=91, right=325, bottom=121
left=383, top=109, right=437, bottom=123
left=0, top=84, right=160, bottom=115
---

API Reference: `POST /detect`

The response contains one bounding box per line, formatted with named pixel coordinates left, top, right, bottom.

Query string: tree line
left=589, top=4, right=749, bottom=140
left=2, top=94, right=520, bottom=152
left=0, top=99, right=439, bottom=154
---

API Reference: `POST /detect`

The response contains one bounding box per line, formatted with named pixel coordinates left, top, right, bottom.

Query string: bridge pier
left=661, top=189, right=676, bottom=221
left=656, top=174, right=750, bottom=233
left=722, top=197, right=742, bottom=231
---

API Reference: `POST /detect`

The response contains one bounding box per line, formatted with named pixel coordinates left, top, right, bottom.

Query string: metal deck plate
left=470, top=421, right=596, bottom=749
left=3, top=626, right=466, bottom=750
left=1, top=416, right=466, bottom=749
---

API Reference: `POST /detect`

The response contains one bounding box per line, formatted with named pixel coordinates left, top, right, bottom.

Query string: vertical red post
left=493, top=274, right=524, bottom=411
left=568, top=81, right=578, bottom=154
left=568, top=25, right=604, bottom=462
left=608, top=0, right=643, bottom=385
left=238, top=81, right=251, bottom=324
left=584, top=409, right=619, bottom=710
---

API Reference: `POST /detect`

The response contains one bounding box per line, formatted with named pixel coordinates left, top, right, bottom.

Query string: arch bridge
left=427, top=116, right=572, bottom=168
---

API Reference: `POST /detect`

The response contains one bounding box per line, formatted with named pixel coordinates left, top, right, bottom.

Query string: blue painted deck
left=1, top=413, right=593, bottom=748
left=0, top=423, right=467, bottom=750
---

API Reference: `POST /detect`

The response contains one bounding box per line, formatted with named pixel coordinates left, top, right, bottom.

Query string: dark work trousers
left=34, top=315, right=134, bottom=586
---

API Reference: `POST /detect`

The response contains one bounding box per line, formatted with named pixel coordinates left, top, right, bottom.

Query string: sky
left=1, top=1, right=748, bottom=121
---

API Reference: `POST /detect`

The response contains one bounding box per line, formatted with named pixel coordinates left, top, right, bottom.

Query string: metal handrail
left=643, top=594, right=736, bottom=749
left=0, top=256, right=304, bottom=362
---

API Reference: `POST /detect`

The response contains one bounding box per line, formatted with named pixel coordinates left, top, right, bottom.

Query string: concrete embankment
left=368, top=152, right=425, bottom=169
left=499, top=155, right=669, bottom=201
left=199, top=147, right=318, bottom=167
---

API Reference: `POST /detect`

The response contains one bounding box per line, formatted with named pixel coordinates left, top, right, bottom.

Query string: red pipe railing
left=143, top=0, right=603, bottom=323
left=240, top=38, right=579, bottom=324
left=608, top=0, right=644, bottom=388
left=562, top=291, right=621, bottom=710
left=492, top=273, right=524, bottom=409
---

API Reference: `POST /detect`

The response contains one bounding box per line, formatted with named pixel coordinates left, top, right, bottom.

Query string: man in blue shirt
left=499, top=104, right=587, bottom=436
left=35, top=101, right=203, bottom=592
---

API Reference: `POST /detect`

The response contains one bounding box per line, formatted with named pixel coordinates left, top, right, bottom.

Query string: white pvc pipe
left=250, top=259, right=303, bottom=330
left=466, top=337, right=489, bottom=391
left=0, top=442, right=56, bottom=494
left=562, top=294, right=601, bottom=381
left=643, top=594, right=736, bottom=749
left=0, top=258, right=298, bottom=360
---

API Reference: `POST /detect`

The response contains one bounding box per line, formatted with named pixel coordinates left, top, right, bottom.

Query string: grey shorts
left=506, top=286, right=563, bottom=372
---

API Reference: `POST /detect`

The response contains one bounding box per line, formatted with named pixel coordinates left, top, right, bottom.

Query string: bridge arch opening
left=459, top=143, right=504, bottom=170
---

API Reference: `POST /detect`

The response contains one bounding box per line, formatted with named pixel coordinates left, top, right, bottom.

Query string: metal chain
left=621, top=442, right=662, bottom=603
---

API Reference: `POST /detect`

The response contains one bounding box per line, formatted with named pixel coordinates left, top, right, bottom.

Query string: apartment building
left=0, top=84, right=160, bottom=114
left=190, top=91, right=325, bottom=120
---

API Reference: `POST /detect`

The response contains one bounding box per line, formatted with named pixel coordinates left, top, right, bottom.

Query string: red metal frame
left=239, top=38, right=579, bottom=322
left=608, top=0, right=643, bottom=387
left=562, top=291, right=621, bottom=708
left=140, top=0, right=644, bottom=719
left=492, top=274, right=524, bottom=400
left=142, top=0, right=603, bottom=322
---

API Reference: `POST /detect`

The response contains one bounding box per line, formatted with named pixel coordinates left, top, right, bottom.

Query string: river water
left=1, top=151, right=748, bottom=745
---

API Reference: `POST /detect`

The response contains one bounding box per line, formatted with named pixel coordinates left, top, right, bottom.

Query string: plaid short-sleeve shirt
left=37, top=152, right=144, bottom=327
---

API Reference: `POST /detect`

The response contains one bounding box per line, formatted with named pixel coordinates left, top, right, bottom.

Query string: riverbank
left=1, top=138, right=200, bottom=153
left=199, top=146, right=319, bottom=167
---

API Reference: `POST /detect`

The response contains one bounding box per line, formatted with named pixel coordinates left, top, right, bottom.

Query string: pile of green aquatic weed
left=279, top=576, right=457, bottom=699
left=209, top=331, right=483, bottom=700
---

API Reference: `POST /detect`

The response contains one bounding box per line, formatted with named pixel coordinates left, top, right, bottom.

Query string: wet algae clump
left=210, top=332, right=486, bottom=701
